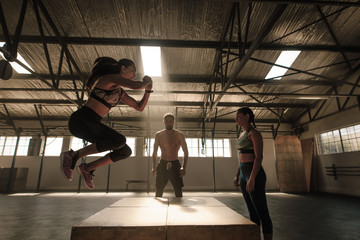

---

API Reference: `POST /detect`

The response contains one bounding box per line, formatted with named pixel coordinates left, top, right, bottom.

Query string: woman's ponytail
left=252, top=118, right=257, bottom=128
left=86, top=57, right=119, bottom=90
left=86, top=57, right=136, bottom=90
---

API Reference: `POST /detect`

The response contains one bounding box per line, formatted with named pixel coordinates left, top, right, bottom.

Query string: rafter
left=0, top=46, right=78, bottom=105
left=294, top=63, right=360, bottom=123
left=8, top=74, right=345, bottom=86
left=2, top=35, right=360, bottom=52
left=222, top=0, right=360, bottom=7
left=0, top=98, right=311, bottom=109
left=316, top=5, right=352, bottom=70
left=2, top=116, right=291, bottom=124
left=208, top=4, right=288, bottom=115
left=1, top=87, right=357, bottom=99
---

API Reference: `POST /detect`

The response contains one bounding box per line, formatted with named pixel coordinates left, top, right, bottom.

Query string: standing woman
left=60, top=57, right=153, bottom=190
left=233, top=107, right=273, bottom=240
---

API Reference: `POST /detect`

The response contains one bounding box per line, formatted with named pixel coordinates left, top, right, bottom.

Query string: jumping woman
left=60, top=57, right=153, bottom=190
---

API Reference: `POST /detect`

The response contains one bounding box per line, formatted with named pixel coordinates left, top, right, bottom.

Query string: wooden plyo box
left=72, top=198, right=168, bottom=240
left=71, top=197, right=259, bottom=240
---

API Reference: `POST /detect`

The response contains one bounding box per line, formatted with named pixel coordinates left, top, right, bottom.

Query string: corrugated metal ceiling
left=0, top=0, right=360, bottom=136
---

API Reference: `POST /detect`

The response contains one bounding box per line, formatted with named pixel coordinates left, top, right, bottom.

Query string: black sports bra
left=90, top=87, right=124, bottom=109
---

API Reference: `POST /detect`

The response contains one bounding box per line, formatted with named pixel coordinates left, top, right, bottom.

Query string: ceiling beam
left=1, top=35, right=360, bottom=52
left=8, top=74, right=343, bottom=86
left=203, top=3, right=238, bottom=119
left=210, top=4, right=288, bottom=112
left=1, top=88, right=356, bottom=98
left=2, top=116, right=290, bottom=124
left=0, top=46, right=79, bottom=105
left=316, top=5, right=352, bottom=70
left=215, top=0, right=360, bottom=7
left=0, top=98, right=310, bottom=108
left=294, top=63, right=360, bottom=124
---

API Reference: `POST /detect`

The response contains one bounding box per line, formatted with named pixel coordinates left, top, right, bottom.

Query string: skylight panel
left=265, top=50, right=301, bottom=80
left=0, top=42, right=34, bottom=74
left=140, top=46, right=162, bottom=77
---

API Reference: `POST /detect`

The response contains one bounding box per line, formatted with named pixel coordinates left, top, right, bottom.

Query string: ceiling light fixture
left=140, top=46, right=162, bottom=77
left=265, top=50, right=301, bottom=80
left=0, top=42, right=34, bottom=74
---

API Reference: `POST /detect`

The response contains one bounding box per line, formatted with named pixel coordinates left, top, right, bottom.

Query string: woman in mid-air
left=60, top=57, right=153, bottom=190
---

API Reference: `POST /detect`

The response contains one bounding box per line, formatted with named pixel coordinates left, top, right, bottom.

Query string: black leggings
left=156, top=160, right=184, bottom=197
left=240, top=162, right=273, bottom=234
left=68, top=106, right=132, bottom=162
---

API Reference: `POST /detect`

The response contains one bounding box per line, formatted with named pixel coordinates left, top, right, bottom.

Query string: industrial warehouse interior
left=1, top=0, right=360, bottom=240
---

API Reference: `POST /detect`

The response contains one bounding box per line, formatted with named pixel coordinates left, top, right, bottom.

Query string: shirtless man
left=152, top=113, right=188, bottom=197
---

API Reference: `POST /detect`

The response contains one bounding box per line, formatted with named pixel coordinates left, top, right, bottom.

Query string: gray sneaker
left=77, top=163, right=95, bottom=190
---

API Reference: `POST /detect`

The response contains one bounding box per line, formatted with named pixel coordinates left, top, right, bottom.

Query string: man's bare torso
left=156, top=129, right=182, bottom=161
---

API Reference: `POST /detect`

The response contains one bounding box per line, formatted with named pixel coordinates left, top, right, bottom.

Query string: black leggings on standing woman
left=68, top=106, right=132, bottom=162
left=240, top=162, right=273, bottom=234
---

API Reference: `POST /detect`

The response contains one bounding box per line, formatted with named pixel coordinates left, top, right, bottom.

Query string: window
left=141, top=46, right=162, bottom=76
left=44, top=137, right=63, bottom=156
left=70, top=137, right=87, bottom=151
left=223, top=139, right=231, bottom=157
left=184, top=138, right=199, bottom=157
left=71, top=137, right=136, bottom=157
left=318, top=130, right=343, bottom=155
left=2, top=136, right=17, bottom=155
left=317, top=123, right=360, bottom=155
left=145, top=137, right=231, bottom=158
left=340, top=125, right=360, bottom=152
left=70, top=137, right=106, bottom=157
left=265, top=50, right=301, bottom=80
left=177, top=138, right=196, bottom=157
left=0, top=42, right=34, bottom=74
left=0, top=137, right=5, bottom=154
left=127, top=137, right=136, bottom=157
left=205, top=139, right=226, bottom=157
left=144, top=138, right=160, bottom=157
left=16, top=137, right=32, bottom=156
left=0, top=136, right=31, bottom=156
left=204, top=138, right=231, bottom=157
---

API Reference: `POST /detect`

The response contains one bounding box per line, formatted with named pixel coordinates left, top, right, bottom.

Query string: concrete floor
left=0, top=191, right=359, bottom=240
